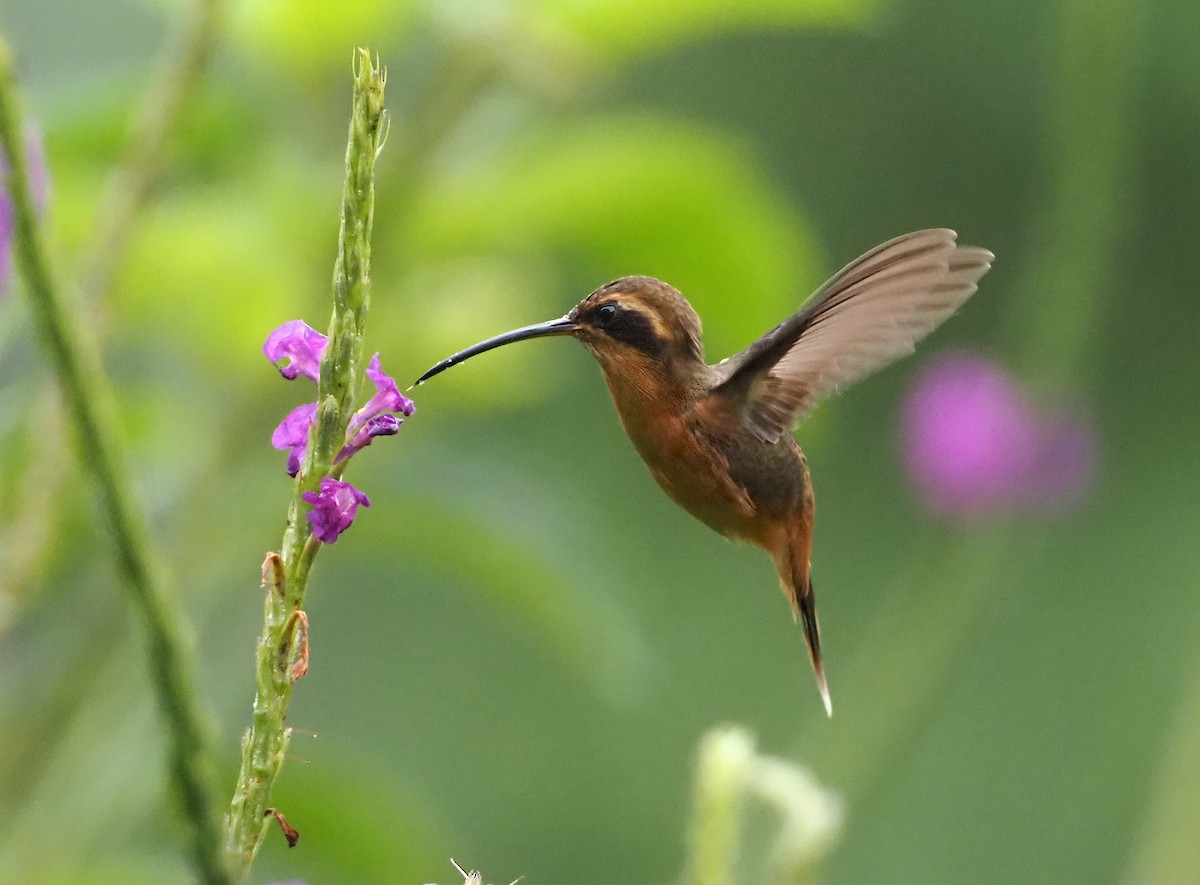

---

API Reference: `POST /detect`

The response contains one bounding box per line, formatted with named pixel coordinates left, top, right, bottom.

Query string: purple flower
left=264, top=320, right=328, bottom=382
left=348, top=353, right=416, bottom=434
left=263, top=324, right=416, bottom=473
left=1, top=127, right=49, bottom=295
left=338, top=412, right=403, bottom=462
left=302, top=477, right=371, bottom=543
left=271, top=402, right=317, bottom=477
left=901, top=351, right=1097, bottom=518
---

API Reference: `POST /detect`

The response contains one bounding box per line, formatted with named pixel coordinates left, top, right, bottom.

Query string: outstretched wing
left=708, top=229, right=993, bottom=444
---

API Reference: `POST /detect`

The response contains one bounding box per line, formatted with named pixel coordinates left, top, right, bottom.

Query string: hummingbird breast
left=599, top=365, right=812, bottom=542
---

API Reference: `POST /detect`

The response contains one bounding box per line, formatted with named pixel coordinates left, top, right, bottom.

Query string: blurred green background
left=3, top=0, right=1199, bottom=883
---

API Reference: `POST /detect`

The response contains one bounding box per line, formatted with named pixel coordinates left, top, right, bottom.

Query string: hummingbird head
left=413, top=275, right=705, bottom=387
left=570, top=276, right=704, bottom=377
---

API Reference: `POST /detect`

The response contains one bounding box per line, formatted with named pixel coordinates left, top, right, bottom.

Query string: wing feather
left=709, top=230, right=993, bottom=444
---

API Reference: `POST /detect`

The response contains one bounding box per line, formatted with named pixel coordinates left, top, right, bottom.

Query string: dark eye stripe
left=601, top=308, right=667, bottom=355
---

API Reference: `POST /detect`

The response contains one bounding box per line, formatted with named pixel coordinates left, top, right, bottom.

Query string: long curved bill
left=413, top=315, right=579, bottom=386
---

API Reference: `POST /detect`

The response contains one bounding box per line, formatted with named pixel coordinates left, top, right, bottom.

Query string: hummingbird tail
left=768, top=515, right=828, bottom=715
left=796, top=576, right=832, bottom=717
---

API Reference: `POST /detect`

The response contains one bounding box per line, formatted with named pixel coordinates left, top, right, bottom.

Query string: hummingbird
left=415, top=229, right=993, bottom=715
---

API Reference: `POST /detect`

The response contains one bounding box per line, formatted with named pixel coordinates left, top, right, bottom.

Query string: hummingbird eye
left=596, top=302, right=619, bottom=324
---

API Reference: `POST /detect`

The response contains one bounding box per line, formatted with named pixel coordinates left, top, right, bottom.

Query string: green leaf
left=115, top=171, right=328, bottom=380
left=254, top=760, right=440, bottom=884
left=363, top=485, right=657, bottom=702
left=514, top=0, right=874, bottom=58
left=405, top=116, right=824, bottom=365
left=230, top=0, right=416, bottom=76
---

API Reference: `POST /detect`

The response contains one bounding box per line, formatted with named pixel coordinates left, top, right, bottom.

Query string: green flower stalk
left=0, top=33, right=230, bottom=885
left=747, top=754, right=843, bottom=883
left=686, top=727, right=756, bottom=885
left=683, top=726, right=842, bottom=885
left=224, top=49, right=390, bottom=880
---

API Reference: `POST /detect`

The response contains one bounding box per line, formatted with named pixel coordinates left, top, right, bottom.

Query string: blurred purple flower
left=0, top=196, right=12, bottom=291
left=271, top=402, right=317, bottom=477
left=263, top=320, right=328, bottom=381
left=302, top=477, right=371, bottom=543
left=901, top=351, right=1097, bottom=518
left=1, top=126, right=49, bottom=295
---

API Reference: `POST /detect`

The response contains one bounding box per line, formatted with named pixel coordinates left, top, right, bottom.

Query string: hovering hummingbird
left=415, top=229, right=993, bottom=715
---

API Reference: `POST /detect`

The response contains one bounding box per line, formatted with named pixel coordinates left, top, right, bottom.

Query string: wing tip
left=953, top=244, right=996, bottom=265
left=946, top=245, right=996, bottom=287
left=905, top=230, right=996, bottom=269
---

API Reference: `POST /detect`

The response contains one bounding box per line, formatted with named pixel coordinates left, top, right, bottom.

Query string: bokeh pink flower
left=901, top=351, right=1097, bottom=518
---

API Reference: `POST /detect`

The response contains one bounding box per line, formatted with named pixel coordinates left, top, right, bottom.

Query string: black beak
left=413, top=315, right=579, bottom=386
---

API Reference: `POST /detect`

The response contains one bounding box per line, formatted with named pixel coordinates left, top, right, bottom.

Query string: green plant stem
left=0, top=36, right=229, bottom=885
left=224, top=49, right=387, bottom=881
left=685, top=727, right=755, bottom=885
left=82, top=0, right=225, bottom=309
left=5, top=0, right=226, bottom=606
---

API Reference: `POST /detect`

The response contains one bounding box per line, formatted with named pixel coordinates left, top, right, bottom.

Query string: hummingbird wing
left=709, top=229, right=993, bottom=444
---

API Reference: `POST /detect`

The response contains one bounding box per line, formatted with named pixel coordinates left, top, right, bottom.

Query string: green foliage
left=232, top=0, right=416, bottom=78
left=405, top=116, right=821, bottom=356
left=512, top=0, right=874, bottom=59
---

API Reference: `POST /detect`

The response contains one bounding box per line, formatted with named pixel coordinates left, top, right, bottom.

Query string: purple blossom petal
left=302, top=477, right=371, bottom=543
left=271, top=402, right=317, bottom=476
left=337, top=412, right=403, bottom=462
left=901, top=351, right=1096, bottom=518
left=264, top=320, right=328, bottom=382
left=1, top=127, right=49, bottom=296
left=0, top=196, right=12, bottom=293
left=348, top=353, right=415, bottom=435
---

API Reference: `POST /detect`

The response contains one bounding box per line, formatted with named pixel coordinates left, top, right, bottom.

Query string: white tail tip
left=817, top=672, right=833, bottom=718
